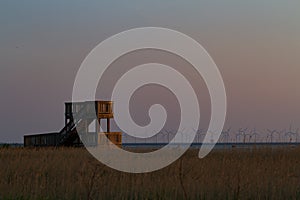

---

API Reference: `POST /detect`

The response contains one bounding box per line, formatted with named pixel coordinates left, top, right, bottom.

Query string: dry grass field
left=1, top=146, right=300, bottom=199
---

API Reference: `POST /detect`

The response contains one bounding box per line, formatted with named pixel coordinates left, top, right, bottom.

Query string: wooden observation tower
left=24, top=101, right=122, bottom=147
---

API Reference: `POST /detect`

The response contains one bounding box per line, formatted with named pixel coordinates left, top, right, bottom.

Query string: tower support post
left=107, top=118, right=110, bottom=133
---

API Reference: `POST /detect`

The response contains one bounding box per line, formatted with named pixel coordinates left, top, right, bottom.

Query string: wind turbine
left=175, top=128, right=186, bottom=145
left=250, top=128, right=259, bottom=143
left=221, top=127, right=231, bottom=143
left=164, top=129, right=173, bottom=143
left=277, top=129, right=285, bottom=143
left=236, top=128, right=248, bottom=143
left=267, top=129, right=278, bottom=143
left=285, top=125, right=299, bottom=143
left=192, top=128, right=204, bottom=144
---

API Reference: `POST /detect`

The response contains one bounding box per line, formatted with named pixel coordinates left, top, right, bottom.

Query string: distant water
left=122, top=143, right=300, bottom=150
left=2, top=143, right=300, bottom=149
left=0, top=143, right=23, bottom=147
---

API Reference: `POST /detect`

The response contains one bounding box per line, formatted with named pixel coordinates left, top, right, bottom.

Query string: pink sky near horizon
left=0, top=0, right=300, bottom=142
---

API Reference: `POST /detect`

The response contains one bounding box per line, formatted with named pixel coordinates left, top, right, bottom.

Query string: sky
left=0, top=0, right=300, bottom=143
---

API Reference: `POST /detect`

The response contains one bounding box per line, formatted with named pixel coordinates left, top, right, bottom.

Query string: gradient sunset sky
left=1, top=0, right=300, bottom=142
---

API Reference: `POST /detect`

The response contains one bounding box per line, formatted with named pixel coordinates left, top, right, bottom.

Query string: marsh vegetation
left=1, top=147, right=300, bottom=199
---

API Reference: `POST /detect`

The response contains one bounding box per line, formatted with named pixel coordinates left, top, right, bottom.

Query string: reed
left=0, top=147, right=300, bottom=199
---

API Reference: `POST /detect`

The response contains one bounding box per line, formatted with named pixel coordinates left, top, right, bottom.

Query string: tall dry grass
left=1, top=147, right=300, bottom=199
